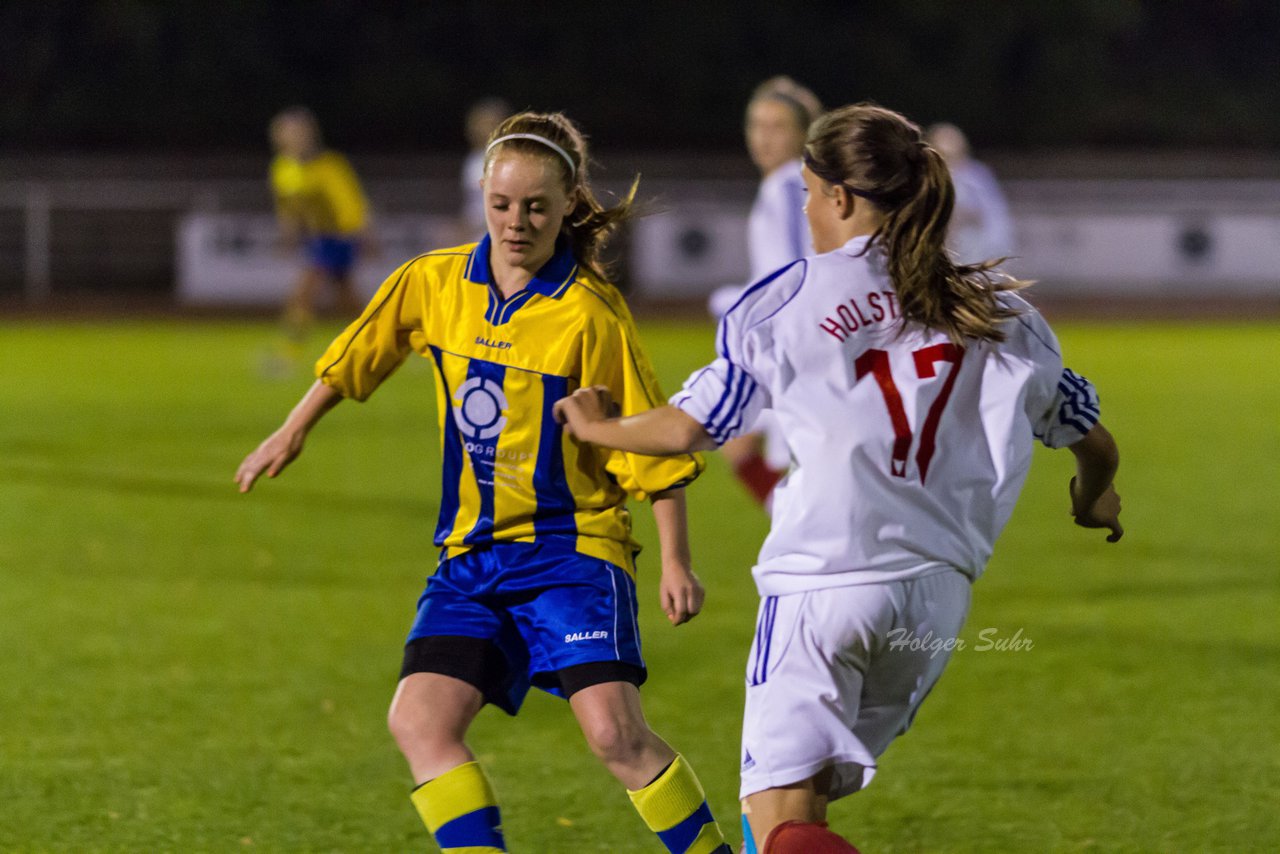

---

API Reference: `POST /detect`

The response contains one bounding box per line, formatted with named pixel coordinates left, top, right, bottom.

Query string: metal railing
left=0, top=180, right=233, bottom=301
left=0, top=177, right=453, bottom=302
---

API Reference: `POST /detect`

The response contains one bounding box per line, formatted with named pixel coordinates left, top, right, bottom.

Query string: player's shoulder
left=994, top=290, right=1063, bottom=359
left=314, top=149, right=353, bottom=168
left=762, top=158, right=803, bottom=189
left=424, top=240, right=481, bottom=259
left=389, top=242, right=479, bottom=282
left=268, top=153, right=300, bottom=183
left=563, top=268, right=635, bottom=324
left=724, top=258, right=809, bottom=330
left=996, top=289, right=1036, bottom=316
left=996, top=288, right=1051, bottom=331
left=757, top=159, right=804, bottom=203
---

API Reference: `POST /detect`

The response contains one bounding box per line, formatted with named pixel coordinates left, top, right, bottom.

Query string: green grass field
left=2, top=315, right=1277, bottom=853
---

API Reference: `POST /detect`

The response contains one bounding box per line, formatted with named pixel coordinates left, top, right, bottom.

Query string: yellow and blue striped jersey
left=269, top=150, right=368, bottom=237
left=315, top=235, right=704, bottom=573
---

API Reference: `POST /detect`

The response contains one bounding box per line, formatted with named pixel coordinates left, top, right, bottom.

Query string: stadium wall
left=1, top=152, right=1278, bottom=311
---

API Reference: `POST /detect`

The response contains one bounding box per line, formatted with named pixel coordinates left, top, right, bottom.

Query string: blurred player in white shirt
left=708, top=77, right=822, bottom=505
left=459, top=97, right=511, bottom=236
left=926, top=122, right=1015, bottom=264
left=557, top=103, right=1123, bottom=854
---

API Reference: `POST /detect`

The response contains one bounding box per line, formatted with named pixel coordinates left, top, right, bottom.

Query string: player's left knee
left=763, top=820, right=861, bottom=854
left=580, top=715, right=652, bottom=766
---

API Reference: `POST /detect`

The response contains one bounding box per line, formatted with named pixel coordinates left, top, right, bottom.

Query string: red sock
left=733, top=452, right=783, bottom=505
left=763, top=820, right=860, bottom=854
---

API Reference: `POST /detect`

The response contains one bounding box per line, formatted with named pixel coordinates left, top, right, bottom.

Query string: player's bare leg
left=390, top=672, right=507, bottom=850
left=570, top=681, right=674, bottom=788
left=387, top=671, right=485, bottom=784
left=743, top=768, right=859, bottom=853
left=282, top=266, right=326, bottom=344
left=742, top=773, right=828, bottom=842
left=572, top=681, right=732, bottom=853
left=333, top=273, right=363, bottom=320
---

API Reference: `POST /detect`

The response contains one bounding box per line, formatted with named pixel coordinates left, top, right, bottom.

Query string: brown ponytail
left=483, top=111, right=636, bottom=281
left=804, top=104, right=1028, bottom=345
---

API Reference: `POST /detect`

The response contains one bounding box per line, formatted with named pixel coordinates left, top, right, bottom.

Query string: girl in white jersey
left=710, top=77, right=823, bottom=505
left=556, top=103, right=1123, bottom=854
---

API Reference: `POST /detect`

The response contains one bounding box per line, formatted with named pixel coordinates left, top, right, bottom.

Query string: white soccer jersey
left=748, top=158, right=814, bottom=281
left=947, top=159, right=1015, bottom=265
left=708, top=159, right=814, bottom=320
left=705, top=159, right=814, bottom=468
left=460, top=149, right=487, bottom=234
left=673, top=235, right=1099, bottom=595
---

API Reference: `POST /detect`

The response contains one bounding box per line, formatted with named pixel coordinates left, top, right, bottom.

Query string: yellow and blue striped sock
left=409, top=761, right=506, bottom=853
left=627, top=754, right=732, bottom=854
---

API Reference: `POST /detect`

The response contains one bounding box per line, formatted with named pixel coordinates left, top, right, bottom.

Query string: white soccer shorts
left=739, top=568, right=972, bottom=802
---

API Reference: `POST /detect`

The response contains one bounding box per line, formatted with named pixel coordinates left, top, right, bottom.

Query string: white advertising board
left=176, top=213, right=459, bottom=305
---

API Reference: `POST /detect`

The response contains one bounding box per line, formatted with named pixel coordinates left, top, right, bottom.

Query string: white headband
left=485, top=133, right=577, bottom=178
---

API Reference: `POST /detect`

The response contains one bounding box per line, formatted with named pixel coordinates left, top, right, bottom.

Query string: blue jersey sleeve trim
left=702, top=361, right=738, bottom=433
left=721, top=376, right=761, bottom=439
left=1056, top=368, right=1100, bottom=434
left=712, top=373, right=758, bottom=442
left=717, top=259, right=806, bottom=358
left=742, top=258, right=808, bottom=334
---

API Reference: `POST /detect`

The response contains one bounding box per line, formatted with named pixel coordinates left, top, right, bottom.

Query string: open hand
left=235, top=428, right=305, bottom=493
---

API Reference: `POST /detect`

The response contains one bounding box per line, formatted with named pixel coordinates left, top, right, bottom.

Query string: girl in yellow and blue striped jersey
left=236, top=111, right=732, bottom=854
left=268, top=106, right=370, bottom=345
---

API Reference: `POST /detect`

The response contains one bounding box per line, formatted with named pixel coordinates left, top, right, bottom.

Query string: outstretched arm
left=554, top=387, right=716, bottom=456
left=235, top=380, right=344, bottom=493
left=1068, top=422, right=1123, bottom=542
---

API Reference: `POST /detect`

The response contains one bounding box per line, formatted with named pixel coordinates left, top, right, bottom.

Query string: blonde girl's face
left=483, top=152, right=575, bottom=273
left=746, top=98, right=807, bottom=177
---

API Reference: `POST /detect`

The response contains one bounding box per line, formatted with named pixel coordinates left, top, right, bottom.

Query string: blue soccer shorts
left=305, top=235, right=358, bottom=278
left=401, top=539, right=646, bottom=715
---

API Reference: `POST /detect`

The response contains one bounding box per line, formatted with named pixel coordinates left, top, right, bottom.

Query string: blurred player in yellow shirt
left=268, top=106, right=370, bottom=346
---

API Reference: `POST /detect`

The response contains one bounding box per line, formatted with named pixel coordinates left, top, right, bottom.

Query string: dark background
left=4, top=0, right=1279, bottom=154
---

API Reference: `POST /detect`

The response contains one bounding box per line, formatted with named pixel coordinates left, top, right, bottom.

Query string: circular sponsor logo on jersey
left=452, top=377, right=508, bottom=441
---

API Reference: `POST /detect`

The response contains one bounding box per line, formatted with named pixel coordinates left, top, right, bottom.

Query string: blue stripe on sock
left=742, top=813, right=759, bottom=854
left=656, top=800, right=714, bottom=854
left=434, top=805, right=505, bottom=849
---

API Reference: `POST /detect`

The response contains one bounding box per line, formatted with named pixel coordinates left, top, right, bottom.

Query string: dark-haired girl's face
left=483, top=153, right=574, bottom=279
